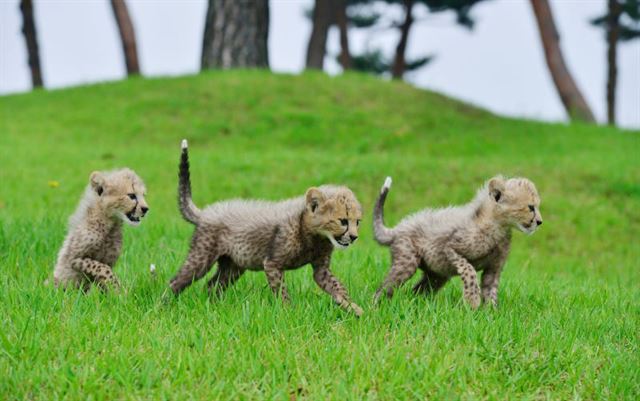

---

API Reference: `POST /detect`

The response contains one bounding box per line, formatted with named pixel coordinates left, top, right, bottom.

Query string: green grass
left=0, top=70, right=638, bottom=400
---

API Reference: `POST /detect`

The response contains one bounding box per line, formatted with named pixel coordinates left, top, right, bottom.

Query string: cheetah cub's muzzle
left=122, top=199, right=149, bottom=226
left=328, top=229, right=359, bottom=249
left=120, top=198, right=149, bottom=226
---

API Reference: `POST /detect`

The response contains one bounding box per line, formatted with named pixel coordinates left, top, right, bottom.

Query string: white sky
left=1, top=0, right=639, bottom=128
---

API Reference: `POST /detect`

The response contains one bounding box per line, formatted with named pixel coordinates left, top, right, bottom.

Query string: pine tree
left=530, top=0, right=595, bottom=123
left=349, top=0, right=487, bottom=79
left=110, top=0, right=141, bottom=76
left=201, top=0, right=269, bottom=69
left=19, top=0, right=43, bottom=88
left=591, top=0, right=640, bottom=125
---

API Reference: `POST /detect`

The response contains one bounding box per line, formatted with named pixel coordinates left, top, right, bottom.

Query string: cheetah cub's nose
left=536, top=220, right=542, bottom=226
left=350, top=234, right=358, bottom=242
left=141, top=206, right=149, bottom=215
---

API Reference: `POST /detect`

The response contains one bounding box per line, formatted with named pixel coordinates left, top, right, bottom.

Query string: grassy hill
left=0, top=71, right=638, bottom=400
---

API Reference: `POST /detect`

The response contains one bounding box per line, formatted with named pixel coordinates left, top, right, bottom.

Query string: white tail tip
left=181, top=139, right=188, bottom=149
left=383, top=176, right=392, bottom=190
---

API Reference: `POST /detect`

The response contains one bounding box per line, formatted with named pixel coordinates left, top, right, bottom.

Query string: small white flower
left=150, top=264, right=156, bottom=275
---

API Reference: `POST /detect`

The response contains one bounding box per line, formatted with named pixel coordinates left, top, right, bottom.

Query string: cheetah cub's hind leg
left=374, top=239, right=419, bottom=303
left=207, top=256, right=245, bottom=297
left=479, top=251, right=508, bottom=307
left=263, top=259, right=291, bottom=303
left=170, top=232, right=219, bottom=295
left=412, top=269, right=449, bottom=296
left=71, top=258, right=121, bottom=291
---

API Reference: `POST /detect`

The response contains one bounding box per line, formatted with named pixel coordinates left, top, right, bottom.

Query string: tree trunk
left=201, top=0, right=269, bottom=69
left=110, top=0, right=140, bottom=76
left=392, top=0, right=414, bottom=80
left=306, top=0, right=333, bottom=69
left=530, top=0, right=595, bottom=123
left=606, top=0, right=621, bottom=125
left=19, top=0, right=43, bottom=88
left=335, top=0, right=351, bottom=70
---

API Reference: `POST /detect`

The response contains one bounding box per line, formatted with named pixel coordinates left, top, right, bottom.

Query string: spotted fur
left=373, top=175, right=542, bottom=308
left=170, top=140, right=364, bottom=316
left=52, top=169, right=149, bottom=291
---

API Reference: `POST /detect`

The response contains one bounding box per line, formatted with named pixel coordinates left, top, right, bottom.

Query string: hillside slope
left=0, top=71, right=638, bottom=400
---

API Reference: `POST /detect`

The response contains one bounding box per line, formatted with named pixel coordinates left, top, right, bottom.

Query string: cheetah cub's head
left=90, top=168, right=149, bottom=226
left=304, top=186, right=363, bottom=250
left=488, top=176, right=542, bottom=235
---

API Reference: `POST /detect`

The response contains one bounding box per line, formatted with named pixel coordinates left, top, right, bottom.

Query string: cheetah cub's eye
left=356, top=219, right=361, bottom=226
left=128, top=193, right=137, bottom=201
left=339, top=219, right=348, bottom=226
left=528, top=205, right=534, bottom=212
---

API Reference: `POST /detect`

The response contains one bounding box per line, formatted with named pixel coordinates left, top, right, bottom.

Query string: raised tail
left=178, top=139, right=201, bottom=225
left=373, top=176, right=395, bottom=246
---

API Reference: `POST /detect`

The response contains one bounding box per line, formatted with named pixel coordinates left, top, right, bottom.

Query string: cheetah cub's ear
left=305, top=187, right=326, bottom=213
left=488, top=175, right=506, bottom=202
left=90, top=171, right=105, bottom=196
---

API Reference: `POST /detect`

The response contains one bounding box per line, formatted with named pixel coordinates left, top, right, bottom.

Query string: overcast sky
left=1, top=0, right=639, bottom=128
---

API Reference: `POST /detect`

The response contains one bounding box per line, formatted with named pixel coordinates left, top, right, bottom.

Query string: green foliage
left=0, top=71, right=638, bottom=400
left=591, top=0, right=640, bottom=41
left=348, top=0, right=489, bottom=29
left=421, top=0, right=489, bottom=29
left=351, top=49, right=391, bottom=73
left=404, top=54, right=435, bottom=70
left=347, top=0, right=487, bottom=75
left=346, top=0, right=382, bottom=27
left=349, top=50, right=435, bottom=75
left=347, top=10, right=381, bottom=27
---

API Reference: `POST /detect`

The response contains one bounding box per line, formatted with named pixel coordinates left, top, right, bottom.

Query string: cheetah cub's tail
left=178, top=139, right=202, bottom=225
left=373, top=176, right=395, bottom=246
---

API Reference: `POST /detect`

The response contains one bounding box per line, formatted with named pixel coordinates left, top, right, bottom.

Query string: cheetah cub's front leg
left=312, top=254, right=363, bottom=316
left=444, top=248, right=481, bottom=309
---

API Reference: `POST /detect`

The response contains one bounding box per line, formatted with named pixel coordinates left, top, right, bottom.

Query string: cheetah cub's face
left=489, top=176, right=542, bottom=235
left=90, top=169, right=149, bottom=226
left=305, top=187, right=362, bottom=249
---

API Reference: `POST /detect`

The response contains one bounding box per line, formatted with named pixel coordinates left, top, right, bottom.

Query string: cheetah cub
left=373, top=176, right=542, bottom=308
left=169, top=140, right=364, bottom=316
left=52, top=169, right=149, bottom=291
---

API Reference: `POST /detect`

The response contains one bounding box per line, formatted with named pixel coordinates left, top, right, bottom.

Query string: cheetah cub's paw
left=339, top=300, right=363, bottom=317
left=349, top=303, right=364, bottom=317
left=466, top=293, right=481, bottom=310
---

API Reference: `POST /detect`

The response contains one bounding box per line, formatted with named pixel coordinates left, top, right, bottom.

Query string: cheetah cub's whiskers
left=52, top=168, right=149, bottom=291
left=373, top=175, right=542, bottom=309
left=169, top=139, right=364, bottom=316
